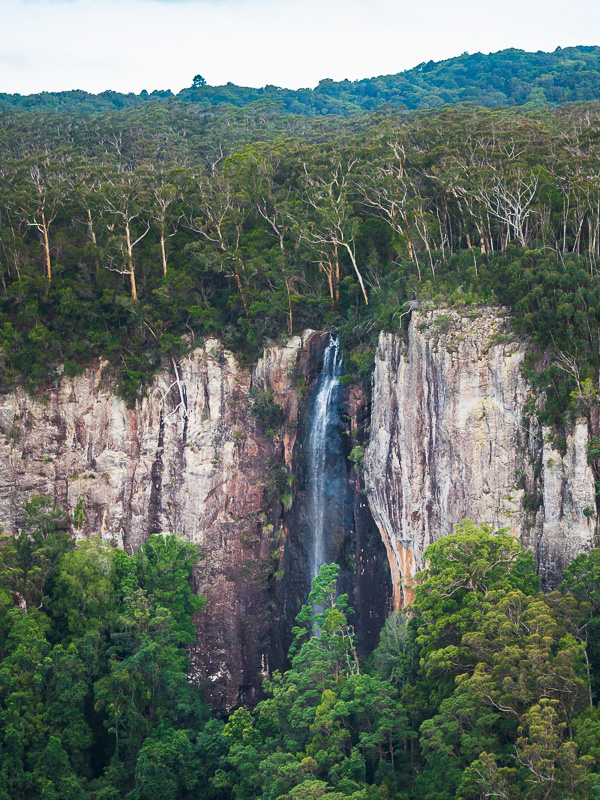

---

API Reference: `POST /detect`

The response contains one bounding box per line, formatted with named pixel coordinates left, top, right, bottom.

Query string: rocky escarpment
left=0, top=329, right=390, bottom=711
left=3, top=307, right=595, bottom=704
left=0, top=334, right=315, bottom=712
left=366, top=308, right=597, bottom=606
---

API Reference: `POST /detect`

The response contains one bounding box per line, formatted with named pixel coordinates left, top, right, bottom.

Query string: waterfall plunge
left=306, top=335, right=344, bottom=580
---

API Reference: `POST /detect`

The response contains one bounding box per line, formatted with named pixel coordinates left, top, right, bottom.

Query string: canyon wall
left=365, top=308, right=597, bottom=606
left=0, top=334, right=314, bottom=711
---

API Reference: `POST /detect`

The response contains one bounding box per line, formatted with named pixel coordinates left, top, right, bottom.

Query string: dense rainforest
left=3, top=46, right=600, bottom=116
left=3, top=505, right=600, bottom=800
left=2, top=98, right=600, bottom=421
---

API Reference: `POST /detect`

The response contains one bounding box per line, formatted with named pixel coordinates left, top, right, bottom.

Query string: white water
left=307, top=335, right=344, bottom=580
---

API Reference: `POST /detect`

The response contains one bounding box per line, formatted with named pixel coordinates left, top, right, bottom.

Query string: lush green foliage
left=0, top=498, right=215, bottom=800
left=3, top=47, right=600, bottom=116
left=3, top=100, right=600, bottom=413
left=3, top=507, right=600, bottom=799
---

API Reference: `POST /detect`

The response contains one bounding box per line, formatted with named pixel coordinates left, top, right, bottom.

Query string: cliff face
left=365, top=308, right=597, bottom=606
left=0, top=334, right=314, bottom=712
left=2, top=309, right=596, bottom=706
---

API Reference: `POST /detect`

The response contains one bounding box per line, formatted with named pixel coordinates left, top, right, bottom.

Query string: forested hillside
left=3, top=46, right=600, bottom=116
left=5, top=67, right=600, bottom=799
left=3, top=506, right=600, bottom=799
left=1, top=100, right=600, bottom=420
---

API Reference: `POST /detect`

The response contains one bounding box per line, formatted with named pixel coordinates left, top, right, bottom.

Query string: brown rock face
left=0, top=336, right=313, bottom=712
left=366, top=309, right=597, bottom=606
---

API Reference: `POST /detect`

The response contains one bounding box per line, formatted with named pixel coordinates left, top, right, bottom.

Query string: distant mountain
left=3, top=45, right=600, bottom=115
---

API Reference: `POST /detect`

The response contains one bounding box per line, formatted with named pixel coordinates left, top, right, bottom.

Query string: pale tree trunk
left=87, top=208, right=97, bottom=245
left=41, top=209, right=52, bottom=282
left=333, top=241, right=340, bottom=302
left=160, top=230, right=167, bottom=276
left=258, top=205, right=294, bottom=334
left=339, top=240, right=369, bottom=307
left=125, top=221, right=138, bottom=302
left=319, top=257, right=336, bottom=309
left=87, top=208, right=100, bottom=273
left=279, top=232, right=293, bottom=336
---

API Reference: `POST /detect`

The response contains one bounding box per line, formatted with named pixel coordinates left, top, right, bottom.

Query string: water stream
left=306, top=335, right=344, bottom=580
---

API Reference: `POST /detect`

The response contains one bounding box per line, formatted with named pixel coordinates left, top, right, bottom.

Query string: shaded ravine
left=277, top=333, right=391, bottom=667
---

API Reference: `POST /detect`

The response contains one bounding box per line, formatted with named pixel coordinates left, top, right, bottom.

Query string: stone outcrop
left=366, top=308, right=597, bottom=606
left=0, top=334, right=314, bottom=712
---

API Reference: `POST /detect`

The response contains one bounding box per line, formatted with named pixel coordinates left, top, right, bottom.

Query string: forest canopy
left=3, top=509, right=600, bottom=799
left=3, top=46, right=600, bottom=116
left=1, top=98, right=600, bottom=421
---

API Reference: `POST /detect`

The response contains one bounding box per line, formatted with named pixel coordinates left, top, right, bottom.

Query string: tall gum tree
left=13, top=160, right=66, bottom=283
left=296, top=146, right=370, bottom=307
left=185, top=171, right=250, bottom=314
left=102, top=168, right=152, bottom=302
left=226, top=143, right=299, bottom=334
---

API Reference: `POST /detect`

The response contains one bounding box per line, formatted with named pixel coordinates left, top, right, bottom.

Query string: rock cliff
left=365, top=308, right=597, bottom=606
left=1, top=307, right=597, bottom=705
left=0, top=334, right=314, bottom=711
left=0, top=329, right=390, bottom=711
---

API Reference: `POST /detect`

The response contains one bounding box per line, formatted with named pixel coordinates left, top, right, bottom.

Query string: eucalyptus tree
left=355, top=135, right=423, bottom=278
left=101, top=167, right=152, bottom=302
left=295, top=144, right=369, bottom=307
left=185, top=169, right=251, bottom=314
left=11, top=158, right=68, bottom=283
left=147, top=165, right=187, bottom=276
left=225, top=141, right=301, bottom=334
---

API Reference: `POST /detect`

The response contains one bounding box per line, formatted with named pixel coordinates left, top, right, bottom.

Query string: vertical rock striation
left=366, top=308, right=597, bottom=606
left=0, top=336, right=309, bottom=711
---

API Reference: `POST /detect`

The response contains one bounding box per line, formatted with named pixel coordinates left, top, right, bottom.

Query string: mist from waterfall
left=307, top=335, right=344, bottom=580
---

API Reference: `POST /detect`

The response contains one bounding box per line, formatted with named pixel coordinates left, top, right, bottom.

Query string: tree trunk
left=125, top=221, right=138, bottom=302
left=160, top=229, right=167, bottom=276
left=334, top=242, right=340, bottom=301
left=340, top=241, right=369, bottom=307
left=87, top=208, right=100, bottom=273
left=41, top=209, right=51, bottom=282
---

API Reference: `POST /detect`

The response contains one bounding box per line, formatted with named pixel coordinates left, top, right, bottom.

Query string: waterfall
left=306, top=335, right=344, bottom=580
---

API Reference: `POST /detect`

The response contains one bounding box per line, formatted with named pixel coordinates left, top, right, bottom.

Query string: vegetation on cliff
left=2, top=99, right=600, bottom=419
left=2, top=508, right=600, bottom=799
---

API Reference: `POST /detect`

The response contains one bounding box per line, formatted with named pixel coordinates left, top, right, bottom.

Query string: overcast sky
left=2, top=0, right=600, bottom=96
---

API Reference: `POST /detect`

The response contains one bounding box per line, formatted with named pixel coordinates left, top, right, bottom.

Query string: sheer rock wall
left=365, top=309, right=597, bottom=606
left=0, top=334, right=313, bottom=712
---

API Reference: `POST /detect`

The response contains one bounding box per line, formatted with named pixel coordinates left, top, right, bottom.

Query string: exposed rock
left=366, top=308, right=597, bottom=606
left=535, top=421, right=597, bottom=587
left=0, top=328, right=391, bottom=709
left=0, top=337, right=307, bottom=712
left=2, top=308, right=595, bottom=704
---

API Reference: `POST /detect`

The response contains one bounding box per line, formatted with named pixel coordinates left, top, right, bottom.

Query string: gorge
left=0, top=306, right=596, bottom=711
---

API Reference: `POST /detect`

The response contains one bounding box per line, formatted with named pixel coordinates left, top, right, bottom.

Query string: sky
left=1, top=0, right=600, bottom=96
